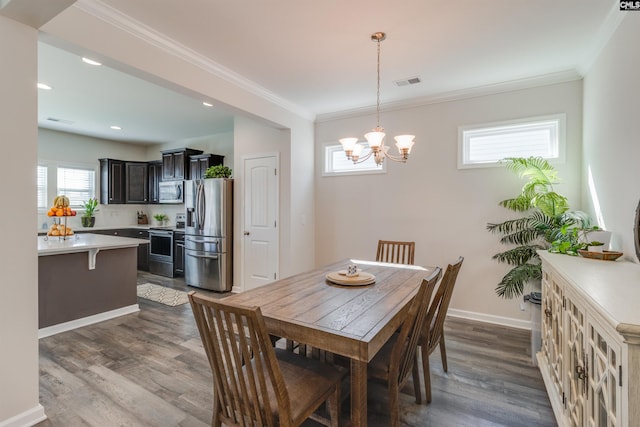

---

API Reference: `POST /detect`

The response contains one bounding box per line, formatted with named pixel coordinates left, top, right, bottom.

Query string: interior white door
left=243, top=155, right=278, bottom=290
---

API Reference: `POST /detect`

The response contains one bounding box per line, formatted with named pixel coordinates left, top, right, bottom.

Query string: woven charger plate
left=326, top=271, right=375, bottom=286
left=577, top=249, right=623, bottom=261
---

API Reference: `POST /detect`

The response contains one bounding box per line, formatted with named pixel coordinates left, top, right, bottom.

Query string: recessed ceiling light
left=37, top=83, right=53, bottom=90
left=110, top=125, right=122, bottom=130
left=82, top=57, right=102, bottom=66
left=202, top=102, right=213, bottom=107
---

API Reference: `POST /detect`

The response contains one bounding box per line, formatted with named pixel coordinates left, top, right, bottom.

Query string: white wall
left=582, top=14, right=640, bottom=260
left=233, top=116, right=292, bottom=290
left=315, top=80, right=583, bottom=326
left=0, top=14, right=45, bottom=426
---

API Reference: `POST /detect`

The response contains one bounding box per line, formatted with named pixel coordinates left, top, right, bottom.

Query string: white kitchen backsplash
left=37, top=203, right=186, bottom=231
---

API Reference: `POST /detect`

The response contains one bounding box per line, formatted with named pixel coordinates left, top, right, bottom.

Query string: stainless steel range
left=148, top=228, right=174, bottom=277
left=148, top=213, right=185, bottom=278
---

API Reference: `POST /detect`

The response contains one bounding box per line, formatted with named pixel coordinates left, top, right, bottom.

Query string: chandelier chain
left=376, top=36, right=381, bottom=129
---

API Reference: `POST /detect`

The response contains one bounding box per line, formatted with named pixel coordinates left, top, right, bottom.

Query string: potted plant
left=487, top=157, right=592, bottom=298
left=204, top=165, right=232, bottom=179
left=153, top=213, right=168, bottom=226
left=81, top=197, right=99, bottom=227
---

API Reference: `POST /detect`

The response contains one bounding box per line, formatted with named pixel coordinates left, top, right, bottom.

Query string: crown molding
left=73, top=0, right=315, bottom=122
left=577, top=3, right=627, bottom=75
left=316, top=69, right=582, bottom=123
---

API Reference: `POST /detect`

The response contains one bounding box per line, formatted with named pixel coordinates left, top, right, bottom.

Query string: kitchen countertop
left=38, top=233, right=148, bottom=257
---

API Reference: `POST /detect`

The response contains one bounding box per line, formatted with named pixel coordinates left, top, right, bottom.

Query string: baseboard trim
left=38, top=304, right=140, bottom=339
left=0, top=404, right=46, bottom=427
left=448, top=308, right=532, bottom=330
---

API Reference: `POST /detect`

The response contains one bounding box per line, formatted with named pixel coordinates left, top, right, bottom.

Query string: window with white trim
left=323, top=143, right=386, bottom=176
left=458, top=114, right=565, bottom=169
left=37, top=165, right=48, bottom=210
left=37, top=162, right=96, bottom=211
left=57, top=167, right=96, bottom=208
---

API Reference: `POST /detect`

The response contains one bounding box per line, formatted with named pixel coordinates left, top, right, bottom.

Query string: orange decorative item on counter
left=48, top=195, right=76, bottom=217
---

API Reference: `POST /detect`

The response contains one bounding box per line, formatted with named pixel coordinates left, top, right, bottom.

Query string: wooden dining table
left=224, top=258, right=434, bottom=427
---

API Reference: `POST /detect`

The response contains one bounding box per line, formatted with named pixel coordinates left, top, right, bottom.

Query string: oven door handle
left=187, top=252, right=219, bottom=260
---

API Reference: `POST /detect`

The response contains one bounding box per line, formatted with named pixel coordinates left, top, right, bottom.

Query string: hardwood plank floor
left=37, top=272, right=556, bottom=427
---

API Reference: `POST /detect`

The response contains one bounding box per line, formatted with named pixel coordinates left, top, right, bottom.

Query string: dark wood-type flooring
left=37, top=272, right=556, bottom=427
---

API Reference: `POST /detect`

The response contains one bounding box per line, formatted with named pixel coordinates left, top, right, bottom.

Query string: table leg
left=350, top=358, right=367, bottom=427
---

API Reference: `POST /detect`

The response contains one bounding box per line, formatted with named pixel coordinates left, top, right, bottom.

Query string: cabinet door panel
left=125, top=162, right=149, bottom=204
left=587, top=315, right=622, bottom=427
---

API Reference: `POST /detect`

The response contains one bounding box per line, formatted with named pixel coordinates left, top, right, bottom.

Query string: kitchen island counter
left=38, top=233, right=147, bottom=337
left=38, top=233, right=148, bottom=256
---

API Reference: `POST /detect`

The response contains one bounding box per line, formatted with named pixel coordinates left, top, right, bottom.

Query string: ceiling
left=37, top=0, right=620, bottom=144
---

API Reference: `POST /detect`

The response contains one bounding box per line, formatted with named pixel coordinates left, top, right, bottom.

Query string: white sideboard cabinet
left=537, top=251, right=640, bottom=427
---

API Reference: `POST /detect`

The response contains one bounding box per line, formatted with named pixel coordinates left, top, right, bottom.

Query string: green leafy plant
left=153, top=213, right=168, bottom=222
left=81, top=198, right=99, bottom=218
left=204, top=165, right=232, bottom=178
left=487, top=157, right=591, bottom=298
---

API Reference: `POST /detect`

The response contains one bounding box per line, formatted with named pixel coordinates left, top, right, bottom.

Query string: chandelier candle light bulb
left=339, top=32, right=416, bottom=166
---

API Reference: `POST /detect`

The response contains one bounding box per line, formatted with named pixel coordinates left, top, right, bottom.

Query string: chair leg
left=327, top=386, right=340, bottom=427
left=421, top=345, right=433, bottom=404
left=389, top=381, right=400, bottom=427
left=412, top=356, right=422, bottom=404
left=439, top=333, right=448, bottom=372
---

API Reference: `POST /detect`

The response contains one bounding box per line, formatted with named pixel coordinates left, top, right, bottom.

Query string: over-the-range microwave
left=158, top=180, right=183, bottom=203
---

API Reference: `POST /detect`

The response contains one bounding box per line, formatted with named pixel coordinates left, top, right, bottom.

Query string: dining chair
left=376, top=240, right=416, bottom=265
left=418, top=256, right=464, bottom=403
left=367, top=267, right=442, bottom=427
left=189, top=291, right=346, bottom=427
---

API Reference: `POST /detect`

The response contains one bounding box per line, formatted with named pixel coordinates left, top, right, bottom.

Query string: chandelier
left=339, top=32, right=415, bottom=166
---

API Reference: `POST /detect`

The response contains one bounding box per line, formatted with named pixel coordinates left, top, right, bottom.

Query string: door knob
left=244, top=231, right=250, bottom=236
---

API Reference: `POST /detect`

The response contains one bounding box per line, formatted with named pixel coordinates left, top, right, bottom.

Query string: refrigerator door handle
left=196, top=183, right=205, bottom=229
left=187, top=252, right=219, bottom=260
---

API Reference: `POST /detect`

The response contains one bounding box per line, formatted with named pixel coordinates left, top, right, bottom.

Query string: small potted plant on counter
left=81, top=197, right=99, bottom=227
left=153, top=213, right=169, bottom=227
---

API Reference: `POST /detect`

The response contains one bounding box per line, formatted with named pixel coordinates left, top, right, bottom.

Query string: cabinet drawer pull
left=544, top=308, right=552, bottom=318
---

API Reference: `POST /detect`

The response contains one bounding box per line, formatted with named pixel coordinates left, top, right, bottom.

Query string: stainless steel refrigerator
left=184, top=178, right=233, bottom=291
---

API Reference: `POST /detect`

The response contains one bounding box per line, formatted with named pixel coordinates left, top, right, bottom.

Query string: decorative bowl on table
left=326, top=270, right=375, bottom=286
left=577, top=249, right=623, bottom=261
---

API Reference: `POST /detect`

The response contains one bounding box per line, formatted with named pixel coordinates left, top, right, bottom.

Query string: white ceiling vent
left=46, top=117, right=74, bottom=125
left=394, top=77, right=422, bottom=87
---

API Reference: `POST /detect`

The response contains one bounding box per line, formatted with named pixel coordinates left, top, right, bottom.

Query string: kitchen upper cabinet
left=189, top=153, right=224, bottom=180
left=125, top=162, right=149, bottom=204
left=161, top=148, right=203, bottom=181
left=99, top=159, right=125, bottom=204
left=148, top=160, right=162, bottom=204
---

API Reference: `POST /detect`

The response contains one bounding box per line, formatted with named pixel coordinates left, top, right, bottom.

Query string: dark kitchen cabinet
left=125, top=162, right=149, bottom=204
left=148, top=161, right=162, bottom=204
left=174, top=231, right=185, bottom=276
left=130, top=229, right=150, bottom=272
left=189, top=153, right=224, bottom=179
left=161, top=148, right=203, bottom=181
left=99, top=159, right=125, bottom=204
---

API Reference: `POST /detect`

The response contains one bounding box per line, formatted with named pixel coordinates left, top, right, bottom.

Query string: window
left=57, top=167, right=96, bottom=208
left=323, top=143, right=386, bottom=176
left=37, top=165, right=48, bottom=210
left=36, top=162, right=96, bottom=211
left=458, top=114, right=565, bottom=169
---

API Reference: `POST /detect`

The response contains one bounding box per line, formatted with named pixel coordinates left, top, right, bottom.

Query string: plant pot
left=81, top=216, right=95, bottom=228
left=581, top=230, right=612, bottom=251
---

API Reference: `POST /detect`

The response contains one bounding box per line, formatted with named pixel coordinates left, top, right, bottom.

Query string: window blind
left=37, top=165, right=48, bottom=210
left=57, top=167, right=95, bottom=208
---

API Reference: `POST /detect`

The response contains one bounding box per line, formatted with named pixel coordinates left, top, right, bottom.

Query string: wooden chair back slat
left=376, top=240, right=415, bottom=265
left=390, top=267, right=441, bottom=385
left=424, top=257, right=464, bottom=353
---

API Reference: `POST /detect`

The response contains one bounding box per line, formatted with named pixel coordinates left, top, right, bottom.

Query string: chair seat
left=278, top=349, right=348, bottom=423
left=251, top=349, right=347, bottom=425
